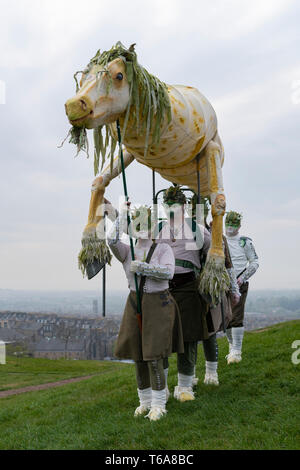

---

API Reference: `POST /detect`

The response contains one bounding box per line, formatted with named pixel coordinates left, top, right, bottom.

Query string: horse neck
left=116, top=109, right=148, bottom=148
left=117, top=106, right=171, bottom=153
left=116, top=78, right=171, bottom=149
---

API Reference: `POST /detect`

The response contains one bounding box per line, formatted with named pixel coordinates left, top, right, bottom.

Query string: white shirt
left=108, top=237, right=175, bottom=293
left=225, top=233, right=259, bottom=282
left=156, top=219, right=211, bottom=274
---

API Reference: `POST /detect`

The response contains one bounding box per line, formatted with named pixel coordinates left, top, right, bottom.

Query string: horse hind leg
left=199, top=139, right=230, bottom=305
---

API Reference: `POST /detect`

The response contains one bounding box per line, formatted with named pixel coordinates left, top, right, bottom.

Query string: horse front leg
left=78, top=150, right=134, bottom=277
left=199, top=140, right=230, bottom=304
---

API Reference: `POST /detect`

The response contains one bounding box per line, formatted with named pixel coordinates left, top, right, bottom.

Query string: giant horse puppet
left=64, top=42, right=229, bottom=302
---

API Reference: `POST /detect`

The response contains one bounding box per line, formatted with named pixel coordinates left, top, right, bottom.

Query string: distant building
left=34, top=338, right=87, bottom=360
left=0, top=310, right=121, bottom=360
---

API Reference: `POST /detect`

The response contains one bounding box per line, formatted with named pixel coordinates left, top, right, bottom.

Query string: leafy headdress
left=163, top=185, right=187, bottom=205
left=225, top=211, right=242, bottom=227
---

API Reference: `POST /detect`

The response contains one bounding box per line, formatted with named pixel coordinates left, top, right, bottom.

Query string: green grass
left=0, top=355, right=126, bottom=391
left=0, top=321, right=299, bottom=450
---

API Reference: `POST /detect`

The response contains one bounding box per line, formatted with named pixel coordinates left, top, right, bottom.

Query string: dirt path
left=0, top=375, right=94, bottom=398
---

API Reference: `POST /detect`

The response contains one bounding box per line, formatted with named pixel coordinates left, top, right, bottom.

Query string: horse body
left=108, top=84, right=222, bottom=195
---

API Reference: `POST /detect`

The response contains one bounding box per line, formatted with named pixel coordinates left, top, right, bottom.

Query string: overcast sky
left=0, top=0, right=299, bottom=292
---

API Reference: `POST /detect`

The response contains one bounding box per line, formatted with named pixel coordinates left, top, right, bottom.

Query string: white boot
left=134, top=387, right=152, bottom=416
left=145, top=389, right=167, bottom=421
left=192, top=366, right=199, bottom=387
left=226, top=327, right=244, bottom=364
left=204, top=361, right=219, bottom=385
left=174, top=373, right=195, bottom=402
left=226, top=328, right=233, bottom=355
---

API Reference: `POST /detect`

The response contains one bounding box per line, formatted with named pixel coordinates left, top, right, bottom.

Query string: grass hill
left=0, top=321, right=299, bottom=450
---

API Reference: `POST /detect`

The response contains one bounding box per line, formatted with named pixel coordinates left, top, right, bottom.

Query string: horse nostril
left=80, top=99, right=87, bottom=111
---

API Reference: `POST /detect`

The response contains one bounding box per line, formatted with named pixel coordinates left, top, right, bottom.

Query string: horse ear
left=129, top=43, right=136, bottom=52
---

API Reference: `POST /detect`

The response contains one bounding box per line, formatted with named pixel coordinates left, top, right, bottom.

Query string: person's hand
left=237, top=277, right=243, bottom=287
left=231, top=293, right=241, bottom=306
left=122, top=200, right=131, bottom=208
left=130, top=260, right=141, bottom=273
left=119, top=200, right=131, bottom=214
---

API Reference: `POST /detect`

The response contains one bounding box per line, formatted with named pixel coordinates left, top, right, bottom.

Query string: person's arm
left=228, top=269, right=240, bottom=295
left=239, top=238, right=259, bottom=284
left=107, top=202, right=130, bottom=263
left=223, top=236, right=233, bottom=269
left=227, top=267, right=241, bottom=305
left=223, top=236, right=240, bottom=304
left=130, top=244, right=175, bottom=280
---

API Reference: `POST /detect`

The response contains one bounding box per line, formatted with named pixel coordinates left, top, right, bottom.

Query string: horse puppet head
left=64, top=42, right=171, bottom=175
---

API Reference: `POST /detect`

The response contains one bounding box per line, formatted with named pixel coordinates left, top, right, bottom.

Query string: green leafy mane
left=71, top=42, right=172, bottom=175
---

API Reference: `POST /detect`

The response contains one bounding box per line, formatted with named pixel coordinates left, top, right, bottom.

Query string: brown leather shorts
left=169, top=271, right=196, bottom=290
left=228, top=282, right=249, bottom=328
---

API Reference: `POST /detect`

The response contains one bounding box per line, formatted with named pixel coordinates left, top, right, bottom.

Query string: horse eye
left=116, top=73, right=123, bottom=80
